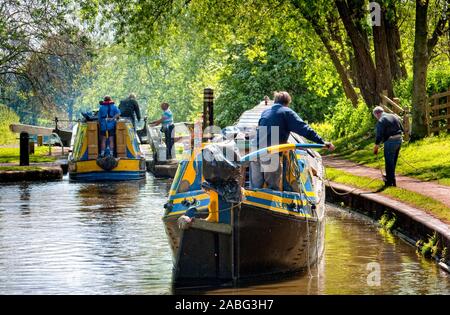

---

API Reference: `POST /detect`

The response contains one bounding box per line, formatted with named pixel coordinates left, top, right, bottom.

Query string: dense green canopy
left=1, top=0, right=449, bottom=140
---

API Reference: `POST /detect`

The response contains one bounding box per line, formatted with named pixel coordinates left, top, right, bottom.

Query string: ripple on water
left=0, top=178, right=449, bottom=294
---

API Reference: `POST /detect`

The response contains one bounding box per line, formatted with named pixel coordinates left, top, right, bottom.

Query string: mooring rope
left=323, top=151, right=385, bottom=196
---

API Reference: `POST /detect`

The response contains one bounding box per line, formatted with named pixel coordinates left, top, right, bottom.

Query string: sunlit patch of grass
left=329, top=133, right=450, bottom=186
left=326, top=167, right=450, bottom=223
left=0, top=147, right=56, bottom=163
left=0, top=166, right=44, bottom=172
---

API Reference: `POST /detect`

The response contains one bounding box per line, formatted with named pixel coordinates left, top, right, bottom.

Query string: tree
left=411, top=0, right=450, bottom=140
left=0, top=0, right=74, bottom=85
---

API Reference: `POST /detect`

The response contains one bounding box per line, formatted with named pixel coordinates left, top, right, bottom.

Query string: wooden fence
left=380, top=90, right=411, bottom=141
left=426, top=88, right=450, bottom=136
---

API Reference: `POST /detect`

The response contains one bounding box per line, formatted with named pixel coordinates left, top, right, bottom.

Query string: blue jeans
left=384, top=139, right=402, bottom=186
left=163, top=124, right=175, bottom=160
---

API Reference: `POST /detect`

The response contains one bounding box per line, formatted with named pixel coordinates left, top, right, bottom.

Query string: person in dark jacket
left=98, top=96, right=120, bottom=157
left=373, top=106, right=404, bottom=187
left=119, top=93, right=141, bottom=128
left=250, top=91, right=335, bottom=190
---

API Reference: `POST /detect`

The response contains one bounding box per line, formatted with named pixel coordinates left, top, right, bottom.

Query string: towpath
left=323, top=155, right=450, bottom=209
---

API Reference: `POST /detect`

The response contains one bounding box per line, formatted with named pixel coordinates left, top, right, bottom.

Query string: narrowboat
left=68, top=118, right=146, bottom=181
left=146, top=123, right=193, bottom=178
left=162, top=102, right=326, bottom=288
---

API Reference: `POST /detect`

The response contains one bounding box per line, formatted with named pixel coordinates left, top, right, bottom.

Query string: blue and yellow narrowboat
left=163, top=116, right=326, bottom=287
left=68, top=118, right=146, bottom=181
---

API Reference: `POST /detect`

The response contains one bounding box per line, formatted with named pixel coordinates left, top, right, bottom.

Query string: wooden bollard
left=20, top=132, right=30, bottom=166
left=29, top=141, right=35, bottom=155
left=37, top=135, right=43, bottom=146
left=203, top=88, right=214, bottom=130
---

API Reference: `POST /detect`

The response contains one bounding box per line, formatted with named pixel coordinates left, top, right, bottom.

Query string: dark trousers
left=384, top=139, right=402, bottom=186
left=163, top=124, right=175, bottom=160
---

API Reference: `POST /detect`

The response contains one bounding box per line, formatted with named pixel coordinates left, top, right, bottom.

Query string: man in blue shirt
left=251, top=91, right=335, bottom=190
left=150, top=102, right=175, bottom=160
left=373, top=106, right=404, bottom=187
left=98, top=95, right=121, bottom=157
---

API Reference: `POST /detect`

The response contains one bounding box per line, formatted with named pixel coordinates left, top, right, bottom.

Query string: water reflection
left=19, top=183, right=31, bottom=215
left=201, top=208, right=450, bottom=295
left=0, top=179, right=448, bottom=294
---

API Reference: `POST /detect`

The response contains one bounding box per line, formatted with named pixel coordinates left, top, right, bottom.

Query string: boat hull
left=69, top=170, right=145, bottom=181
left=163, top=202, right=325, bottom=287
left=68, top=159, right=146, bottom=181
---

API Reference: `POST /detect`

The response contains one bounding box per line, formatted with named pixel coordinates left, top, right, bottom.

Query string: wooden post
left=37, top=135, right=43, bottom=146
left=425, top=96, right=430, bottom=136
left=29, top=140, right=35, bottom=155
left=433, top=97, right=439, bottom=135
left=447, top=88, right=450, bottom=134
left=392, top=97, right=410, bottom=141
left=20, top=132, right=30, bottom=166
left=203, top=88, right=214, bottom=130
left=382, top=89, right=387, bottom=107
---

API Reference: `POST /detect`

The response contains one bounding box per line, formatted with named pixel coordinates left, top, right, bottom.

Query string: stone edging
left=0, top=166, right=63, bottom=182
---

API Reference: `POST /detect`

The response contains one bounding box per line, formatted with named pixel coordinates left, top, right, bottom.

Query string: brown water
left=0, top=176, right=449, bottom=294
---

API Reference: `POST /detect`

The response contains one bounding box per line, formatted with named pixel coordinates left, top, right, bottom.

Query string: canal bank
left=325, top=181, right=450, bottom=272
left=0, top=165, right=63, bottom=182
left=0, top=146, right=68, bottom=182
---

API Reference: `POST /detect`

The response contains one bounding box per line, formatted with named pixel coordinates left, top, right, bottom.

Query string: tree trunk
left=373, top=4, right=394, bottom=98
left=384, top=2, right=407, bottom=79
left=309, top=17, right=360, bottom=107
left=294, top=2, right=360, bottom=107
left=411, top=0, right=430, bottom=140
left=335, top=0, right=379, bottom=107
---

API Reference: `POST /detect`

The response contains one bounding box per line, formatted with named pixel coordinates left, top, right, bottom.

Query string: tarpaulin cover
left=202, top=142, right=242, bottom=203
left=202, top=142, right=241, bottom=183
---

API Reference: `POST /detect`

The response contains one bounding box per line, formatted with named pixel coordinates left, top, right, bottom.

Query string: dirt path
left=323, top=155, right=450, bottom=208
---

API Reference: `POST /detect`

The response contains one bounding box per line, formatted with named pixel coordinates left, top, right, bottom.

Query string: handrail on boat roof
left=240, top=143, right=325, bottom=163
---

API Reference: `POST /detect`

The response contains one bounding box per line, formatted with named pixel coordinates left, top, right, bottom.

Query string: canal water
left=0, top=175, right=449, bottom=294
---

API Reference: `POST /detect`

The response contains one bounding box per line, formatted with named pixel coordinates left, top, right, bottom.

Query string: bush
left=0, top=104, right=19, bottom=145
left=310, top=98, right=374, bottom=141
left=394, top=64, right=450, bottom=108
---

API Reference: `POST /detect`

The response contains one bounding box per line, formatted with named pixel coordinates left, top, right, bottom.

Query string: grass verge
left=340, top=134, right=450, bottom=185
left=323, top=133, right=450, bottom=186
left=326, top=167, right=450, bottom=224
left=0, top=147, right=56, bottom=163
left=0, top=166, right=44, bottom=172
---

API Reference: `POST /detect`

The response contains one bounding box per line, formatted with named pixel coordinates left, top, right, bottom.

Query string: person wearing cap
left=119, top=93, right=141, bottom=128
left=250, top=91, right=335, bottom=190
left=150, top=102, right=175, bottom=160
left=373, top=106, right=404, bottom=187
left=98, top=95, right=121, bottom=157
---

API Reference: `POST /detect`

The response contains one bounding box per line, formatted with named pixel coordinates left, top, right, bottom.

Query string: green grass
left=326, top=167, right=450, bottom=223
left=0, top=147, right=56, bottom=164
left=0, top=166, right=44, bottom=172
left=326, top=133, right=450, bottom=186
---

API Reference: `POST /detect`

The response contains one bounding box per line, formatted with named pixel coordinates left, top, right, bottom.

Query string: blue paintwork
left=80, top=149, right=88, bottom=161
left=240, top=143, right=325, bottom=162
left=69, top=171, right=146, bottom=181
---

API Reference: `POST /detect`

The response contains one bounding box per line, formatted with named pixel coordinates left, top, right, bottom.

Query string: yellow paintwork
left=205, top=190, right=219, bottom=222
left=244, top=189, right=307, bottom=205
left=266, top=143, right=296, bottom=154
left=171, top=193, right=209, bottom=205
left=73, top=159, right=143, bottom=173
left=166, top=206, right=209, bottom=217
left=72, top=124, right=88, bottom=161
